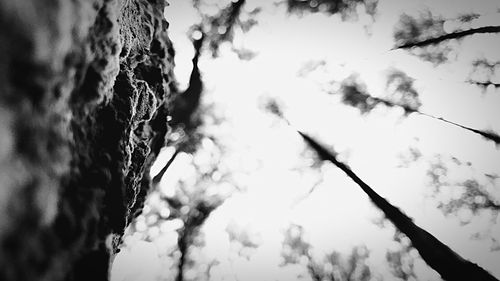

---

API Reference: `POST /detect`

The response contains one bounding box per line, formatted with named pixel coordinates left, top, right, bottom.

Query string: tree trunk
left=0, top=0, right=174, bottom=280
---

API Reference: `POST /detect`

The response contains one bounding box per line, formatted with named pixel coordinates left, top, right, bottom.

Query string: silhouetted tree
left=295, top=129, right=498, bottom=281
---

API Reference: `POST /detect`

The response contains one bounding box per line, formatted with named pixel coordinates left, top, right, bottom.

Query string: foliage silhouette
left=467, top=59, right=500, bottom=89
left=425, top=156, right=500, bottom=225
left=192, top=0, right=259, bottom=59
left=281, top=224, right=372, bottom=281
left=386, top=232, right=419, bottom=281
left=285, top=0, right=377, bottom=19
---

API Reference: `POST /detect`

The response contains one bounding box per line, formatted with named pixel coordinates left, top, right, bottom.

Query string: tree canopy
left=112, top=0, right=500, bottom=280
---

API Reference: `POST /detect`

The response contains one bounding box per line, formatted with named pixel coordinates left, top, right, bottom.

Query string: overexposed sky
left=112, top=0, right=500, bottom=280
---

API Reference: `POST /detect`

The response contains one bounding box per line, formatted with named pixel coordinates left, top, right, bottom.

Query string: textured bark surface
left=0, top=0, right=174, bottom=280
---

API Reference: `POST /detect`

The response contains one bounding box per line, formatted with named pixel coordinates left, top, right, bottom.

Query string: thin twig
left=366, top=95, right=500, bottom=146
left=152, top=149, right=180, bottom=186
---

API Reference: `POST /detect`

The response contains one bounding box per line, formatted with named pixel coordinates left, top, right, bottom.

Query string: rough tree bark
left=0, top=0, right=174, bottom=280
left=298, top=131, right=498, bottom=281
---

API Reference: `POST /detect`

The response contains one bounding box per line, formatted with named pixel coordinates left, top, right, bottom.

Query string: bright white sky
left=112, top=0, right=500, bottom=280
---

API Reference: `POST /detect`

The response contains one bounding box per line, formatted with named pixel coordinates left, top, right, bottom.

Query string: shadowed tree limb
left=467, top=80, right=500, bottom=88
left=170, top=33, right=204, bottom=129
left=394, top=26, right=500, bottom=49
left=152, top=149, right=180, bottom=186
left=395, top=102, right=500, bottom=147
left=429, top=116, right=500, bottom=146
left=157, top=30, right=204, bottom=188
left=351, top=92, right=500, bottom=146
left=297, top=131, right=499, bottom=281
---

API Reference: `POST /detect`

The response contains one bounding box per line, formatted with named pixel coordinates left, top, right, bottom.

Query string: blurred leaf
left=285, top=0, right=378, bottom=20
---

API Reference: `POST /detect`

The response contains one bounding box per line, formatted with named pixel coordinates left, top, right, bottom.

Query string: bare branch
left=467, top=81, right=500, bottom=88
left=152, top=149, right=180, bottom=186
left=394, top=26, right=500, bottom=49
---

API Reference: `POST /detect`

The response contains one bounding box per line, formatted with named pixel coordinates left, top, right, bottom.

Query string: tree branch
left=394, top=26, right=500, bottom=49
left=152, top=149, right=180, bottom=186
left=467, top=81, right=500, bottom=88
